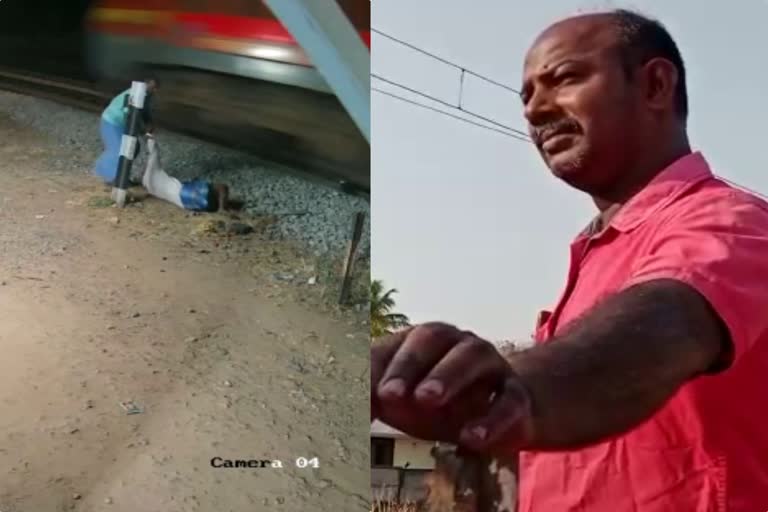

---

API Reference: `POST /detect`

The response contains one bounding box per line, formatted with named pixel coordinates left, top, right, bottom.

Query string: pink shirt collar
left=581, top=151, right=713, bottom=238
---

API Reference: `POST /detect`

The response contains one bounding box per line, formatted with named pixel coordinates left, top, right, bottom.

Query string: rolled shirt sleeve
left=623, top=191, right=768, bottom=363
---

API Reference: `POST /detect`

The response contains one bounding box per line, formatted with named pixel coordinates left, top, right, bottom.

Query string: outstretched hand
left=371, top=322, right=534, bottom=454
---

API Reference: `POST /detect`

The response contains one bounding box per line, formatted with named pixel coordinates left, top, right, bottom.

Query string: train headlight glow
left=246, top=46, right=291, bottom=61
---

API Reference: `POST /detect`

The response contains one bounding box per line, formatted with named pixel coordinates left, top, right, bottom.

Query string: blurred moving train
left=85, top=0, right=370, bottom=190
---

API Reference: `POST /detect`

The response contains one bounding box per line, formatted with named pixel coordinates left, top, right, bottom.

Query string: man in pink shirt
left=372, top=9, right=768, bottom=511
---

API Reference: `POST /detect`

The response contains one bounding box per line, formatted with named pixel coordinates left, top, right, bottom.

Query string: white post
left=112, top=80, right=148, bottom=207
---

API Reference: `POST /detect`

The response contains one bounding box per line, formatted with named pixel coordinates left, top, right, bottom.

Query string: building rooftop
left=370, top=420, right=412, bottom=439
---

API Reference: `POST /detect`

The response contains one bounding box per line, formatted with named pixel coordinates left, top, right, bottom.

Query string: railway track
left=0, top=67, right=369, bottom=198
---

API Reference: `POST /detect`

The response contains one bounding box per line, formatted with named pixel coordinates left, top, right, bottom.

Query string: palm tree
left=370, top=279, right=410, bottom=338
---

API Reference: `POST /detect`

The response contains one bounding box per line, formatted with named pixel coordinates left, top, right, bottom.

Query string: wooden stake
left=339, top=211, right=366, bottom=305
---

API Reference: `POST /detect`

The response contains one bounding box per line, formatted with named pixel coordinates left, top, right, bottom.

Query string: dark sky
left=0, top=0, right=93, bottom=33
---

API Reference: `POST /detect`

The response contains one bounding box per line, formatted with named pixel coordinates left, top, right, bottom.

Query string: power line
left=372, top=28, right=522, bottom=95
left=371, top=73, right=531, bottom=139
left=372, top=28, right=462, bottom=72
left=372, top=73, right=456, bottom=110
left=375, top=83, right=768, bottom=199
left=372, top=87, right=531, bottom=142
left=372, top=26, right=532, bottom=140
left=373, top=29, right=768, bottom=199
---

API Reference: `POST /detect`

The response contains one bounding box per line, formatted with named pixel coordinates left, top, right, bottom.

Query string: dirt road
left=0, top=112, right=370, bottom=511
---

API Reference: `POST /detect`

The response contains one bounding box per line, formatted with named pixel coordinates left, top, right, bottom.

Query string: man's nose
left=524, top=88, right=558, bottom=127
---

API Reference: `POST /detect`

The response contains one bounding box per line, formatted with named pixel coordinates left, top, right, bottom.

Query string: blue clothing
left=180, top=180, right=211, bottom=211
left=101, top=88, right=131, bottom=128
left=94, top=118, right=124, bottom=183
left=101, top=88, right=153, bottom=129
left=96, top=87, right=154, bottom=183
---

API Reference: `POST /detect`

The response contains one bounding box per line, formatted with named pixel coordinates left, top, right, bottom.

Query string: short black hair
left=609, top=9, right=688, bottom=121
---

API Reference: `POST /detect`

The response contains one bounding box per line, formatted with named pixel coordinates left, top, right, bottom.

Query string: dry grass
left=371, top=499, right=426, bottom=512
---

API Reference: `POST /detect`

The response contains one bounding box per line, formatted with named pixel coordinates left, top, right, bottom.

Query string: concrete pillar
left=262, top=0, right=370, bottom=143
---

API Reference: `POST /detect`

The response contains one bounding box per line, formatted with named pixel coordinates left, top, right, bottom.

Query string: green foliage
left=370, top=279, right=410, bottom=339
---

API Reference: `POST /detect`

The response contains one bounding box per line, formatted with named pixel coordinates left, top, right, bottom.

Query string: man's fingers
left=458, top=377, right=533, bottom=452
left=377, top=323, right=463, bottom=400
left=376, top=380, right=494, bottom=444
left=371, top=329, right=411, bottom=388
left=413, top=335, right=508, bottom=407
left=371, top=328, right=411, bottom=420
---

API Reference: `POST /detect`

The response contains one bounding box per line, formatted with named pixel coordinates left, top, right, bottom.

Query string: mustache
left=531, top=119, right=581, bottom=145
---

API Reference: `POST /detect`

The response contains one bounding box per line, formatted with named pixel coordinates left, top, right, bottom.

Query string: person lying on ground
left=142, top=134, right=233, bottom=213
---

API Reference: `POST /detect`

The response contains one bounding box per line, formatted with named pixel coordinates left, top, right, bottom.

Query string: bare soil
left=0, top=112, right=370, bottom=512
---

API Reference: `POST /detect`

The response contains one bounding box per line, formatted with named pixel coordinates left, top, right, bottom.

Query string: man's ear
left=640, top=57, right=679, bottom=114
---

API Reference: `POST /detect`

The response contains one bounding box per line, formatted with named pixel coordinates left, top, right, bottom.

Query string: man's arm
left=506, top=278, right=726, bottom=451
left=374, top=197, right=768, bottom=456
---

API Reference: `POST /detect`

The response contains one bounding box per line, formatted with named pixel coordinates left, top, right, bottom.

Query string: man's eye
left=555, top=71, right=579, bottom=83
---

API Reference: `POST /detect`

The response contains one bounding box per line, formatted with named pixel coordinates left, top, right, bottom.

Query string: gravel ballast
left=0, top=91, right=370, bottom=257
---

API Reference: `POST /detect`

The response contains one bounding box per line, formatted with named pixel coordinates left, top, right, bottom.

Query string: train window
left=233, top=1, right=275, bottom=17
left=177, top=1, right=368, bottom=31
left=181, top=0, right=251, bottom=14
left=180, top=0, right=208, bottom=12
left=336, top=0, right=370, bottom=31
left=231, top=1, right=369, bottom=31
